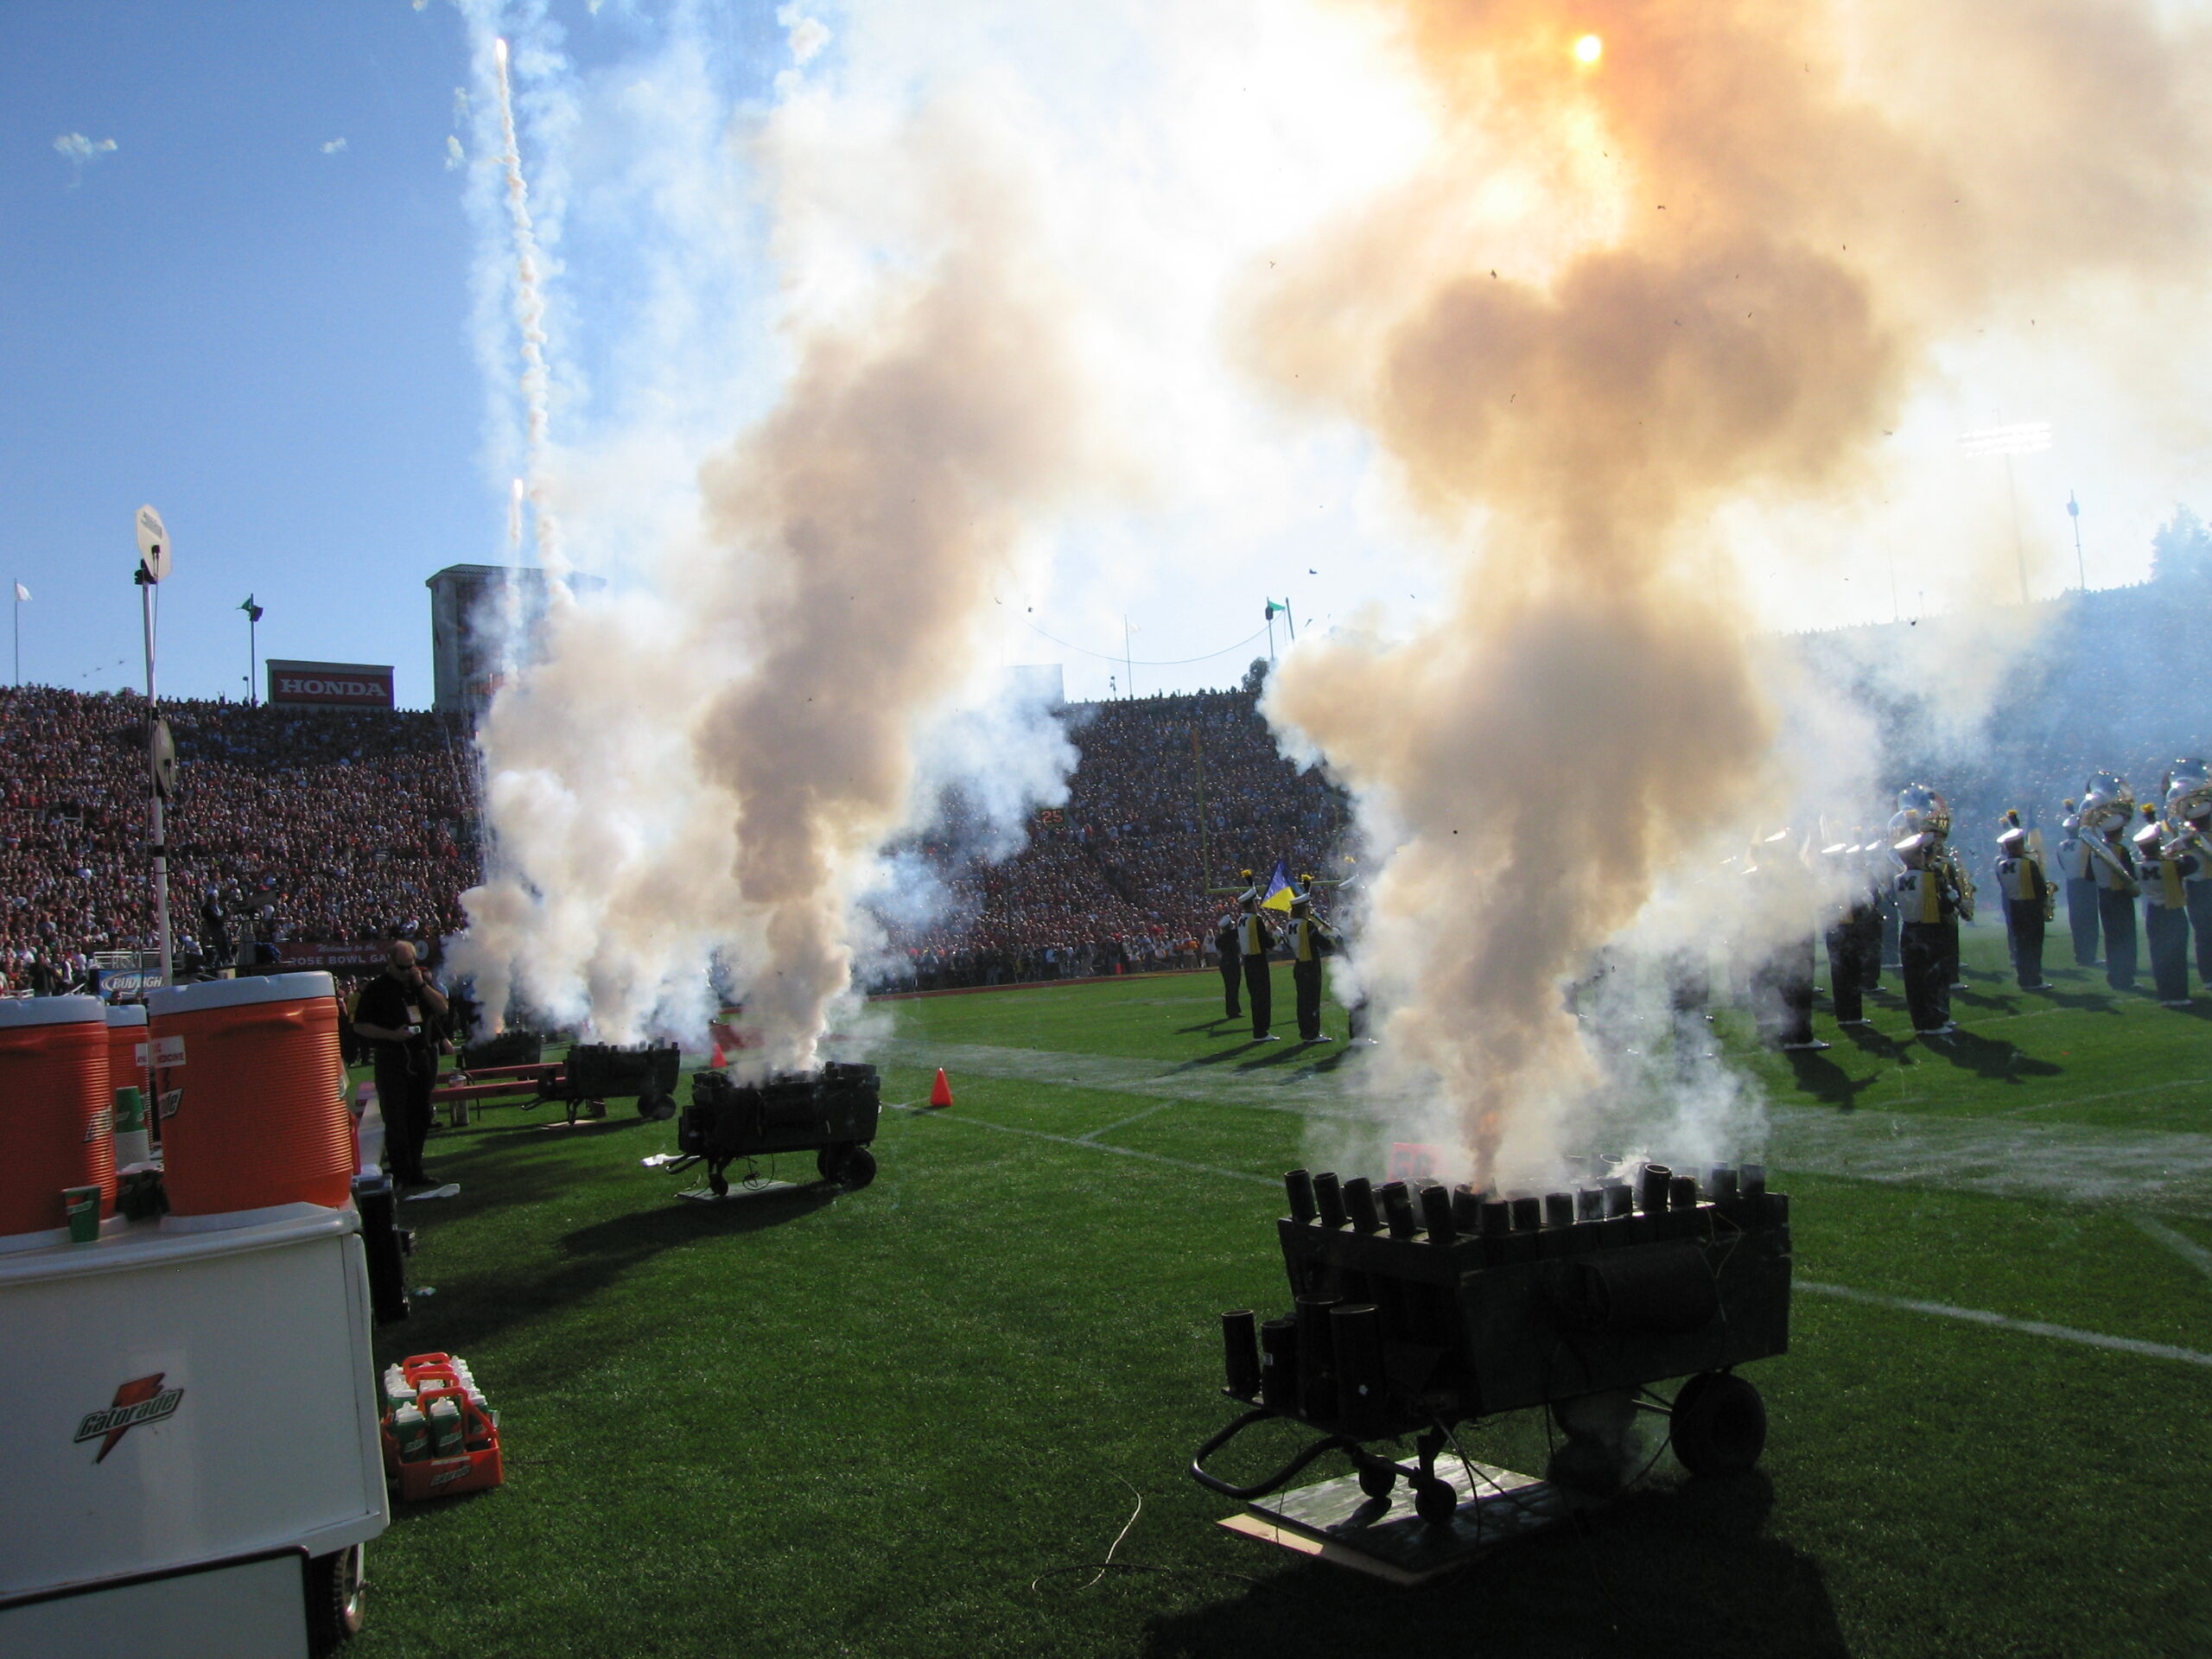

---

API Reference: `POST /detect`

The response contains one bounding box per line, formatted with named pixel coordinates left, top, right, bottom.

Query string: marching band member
left=1236, top=878, right=1279, bottom=1040
left=1214, top=901, right=1243, bottom=1021
left=1287, top=881, right=1338, bottom=1043
left=1895, top=830, right=1957, bottom=1036
left=1860, top=833, right=1895, bottom=988
left=1821, top=837, right=1878, bottom=1027
left=1994, top=811, right=2053, bottom=991
left=2163, top=761, right=2212, bottom=987
left=2055, top=799, right=2101, bottom=968
left=2080, top=775, right=2140, bottom=990
left=1750, top=831, right=1827, bottom=1052
left=2135, top=807, right=2199, bottom=1007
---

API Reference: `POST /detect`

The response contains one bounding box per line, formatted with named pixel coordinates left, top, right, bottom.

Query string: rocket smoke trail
left=1256, top=0, right=2212, bottom=1186
left=489, top=34, right=560, bottom=575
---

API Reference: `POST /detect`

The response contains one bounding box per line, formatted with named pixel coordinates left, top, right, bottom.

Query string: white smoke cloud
left=321, top=137, right=348, bottom=155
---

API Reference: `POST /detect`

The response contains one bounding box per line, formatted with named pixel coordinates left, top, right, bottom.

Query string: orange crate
left=380, top=1352, right=505, bottom=1501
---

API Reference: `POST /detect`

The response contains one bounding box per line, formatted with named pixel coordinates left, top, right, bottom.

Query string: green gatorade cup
left=64, top=1185, right=101, bottom=1243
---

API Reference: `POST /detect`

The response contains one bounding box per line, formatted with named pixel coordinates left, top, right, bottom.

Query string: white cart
left=0, top=1205, right=389, bottom=1657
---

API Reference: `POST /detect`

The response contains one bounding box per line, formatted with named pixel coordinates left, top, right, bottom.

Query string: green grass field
left=353, top=929, right=2212, bottom=1658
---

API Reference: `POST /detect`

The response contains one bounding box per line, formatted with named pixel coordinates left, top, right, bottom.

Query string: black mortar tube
left=1544, top=1192, right=1575, bottom=1229
left=1420, top=1181, right=1457, bottom=1243
left=1478, top=1198, right=1512, bottom=1236
left=1742, top=1163, right=1767, bottom=1198
left=1295, top=1296, right=1340, bottom=1421
left=1510, top=1195, right=1543, bottom=1232
left=1452, top=1184, right=1484, bottom=1231
left=1638, top=1163, right=1674, bottom=1215
left=1706, top=1165, right=1739, bottom=1201
left=1259, top=1318, right=1299, bottom=1411
left=1313, top=1170, right=1348, bottom=1229
left=1603, top=1181, right=1634, bottom=1219
left=1285, top=1168, right=1318, bottom=1224
left=1332, top=1304, right=1385, bottom=1435
left=1221, top=1310, right=1261, bottom=1398
left=1576, top=1185, right=1605, bottom=1221
left=1669, top=1174, right=1698, bottom=1211
left=1343, top=1177, right=1382, bottom=1235
left=1379, top=1180, right=1421, bottom=1239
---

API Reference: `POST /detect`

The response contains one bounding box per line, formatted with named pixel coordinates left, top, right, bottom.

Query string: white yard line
left=1797, top=1281, right=2212, bottom=1370
left=887, top=1102, right=1277, bottom=1187
left=1077, top=1102, right=1179, bottom=1143
left=2132, top=1216, right=2212, bottom=1283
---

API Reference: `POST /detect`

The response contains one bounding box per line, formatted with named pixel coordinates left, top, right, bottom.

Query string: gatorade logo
left=429, top=1459, right=475, bottom=1488
left=76, top=1374, right=185, bottom=1462
left=83, top=1107, right=111, bottom=1142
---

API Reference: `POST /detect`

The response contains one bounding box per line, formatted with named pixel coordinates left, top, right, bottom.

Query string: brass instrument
left=1896, top=784, right=1973, bottom=920
left=2075, top=772, right=2142, bottom=895
left=2163, top=759, right=2212, bottom=862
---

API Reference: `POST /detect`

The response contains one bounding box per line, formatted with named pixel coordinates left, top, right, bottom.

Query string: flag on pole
left=1259, top=859, right=1295, bottom=913
left=13, top=584, right=27, bottom=602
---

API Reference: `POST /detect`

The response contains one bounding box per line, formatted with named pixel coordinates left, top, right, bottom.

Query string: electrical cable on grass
left=1028, top=1477, right=1262, bottom=1595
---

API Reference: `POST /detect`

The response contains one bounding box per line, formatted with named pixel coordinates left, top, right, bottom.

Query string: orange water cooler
left=0, top=995, right=114, bottom=1252
left=145, top=972, right=354, bottom=1228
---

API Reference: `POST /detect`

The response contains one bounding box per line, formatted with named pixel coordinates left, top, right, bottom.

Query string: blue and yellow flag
left=1259, top=860, right=1295, bottom=913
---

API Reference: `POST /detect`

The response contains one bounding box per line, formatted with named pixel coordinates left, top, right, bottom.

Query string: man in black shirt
left=352, top=940, right=447, bottom=1188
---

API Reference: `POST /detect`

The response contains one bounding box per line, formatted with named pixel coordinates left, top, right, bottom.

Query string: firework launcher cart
left=672, top=1063, right=881, bottom=1197
left=533, top=1042, right=681, bottom=1124
left=1191, top=1163, right=1791, bottom=1580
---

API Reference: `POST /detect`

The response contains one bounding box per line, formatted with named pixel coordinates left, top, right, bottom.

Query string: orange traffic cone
left=709, top=1043, right=727, bottom=1070
left=927, top=1068, right=954, bottom=1109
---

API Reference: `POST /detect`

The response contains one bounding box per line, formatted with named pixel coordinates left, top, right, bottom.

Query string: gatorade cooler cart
left=0, top=976, right=389, bottom=1658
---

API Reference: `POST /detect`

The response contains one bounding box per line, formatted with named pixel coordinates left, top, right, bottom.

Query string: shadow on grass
left=1780, top=1047, right=1884, bottom=1111
left=1167, top=1044, right=1274, bottom=1072
left=1917, top=1028, right=2062, bottom=1084
left=1838, top=1023, right=1913, bottom=1064
left=1143, top=1473, right=1846, bottom=1659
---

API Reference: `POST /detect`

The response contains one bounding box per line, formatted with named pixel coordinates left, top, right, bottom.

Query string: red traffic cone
left=927, top=1068, right=954, bottom=1109
left=709, top=1043, right=727, bottom=1070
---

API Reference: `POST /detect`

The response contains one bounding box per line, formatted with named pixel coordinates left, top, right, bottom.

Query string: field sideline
left=355, top=930, right=2212, bottom=1658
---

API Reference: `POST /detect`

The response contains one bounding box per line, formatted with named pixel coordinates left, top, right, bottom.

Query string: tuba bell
left=2076, top=772, right=2143, bottom=893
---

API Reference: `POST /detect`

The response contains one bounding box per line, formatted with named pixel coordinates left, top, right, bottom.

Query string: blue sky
left=2, top=2, right=498, bottom=704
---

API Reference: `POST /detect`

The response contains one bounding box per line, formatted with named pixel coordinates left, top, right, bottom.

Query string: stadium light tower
left=240, top=594, right=264, bottom=705
left=134, top=505, right=175, bottom=988
left=1958, top=420, right=2051, bottom=605
left=2067, top=491, right=2086, bottom=591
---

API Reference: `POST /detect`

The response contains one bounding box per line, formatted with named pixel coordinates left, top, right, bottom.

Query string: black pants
left=1346, top=995, right=1369, bottom=1042
left=2066, top=878, right=2101, bottom=965
left=2147, top=903, right=2192, bottom=1002
left=1217, top=955, right=1241, bottom=1018
left=374, top=1048, right=435, bottom=1185
left=1940, top=918, right=1963, bottom=988
left=1878, top=904, right=1902, bottom=971
left=1824, top=924, right=1867, bottom=1022
left=1243, top=956, right=1273, bottom=1037
left=1901, top=923, right=1950, bottom=1032
left=2189, top=883, right=2212, bottom=985
left=2005, top=900, right=2047, bottom=988
left=1754, top=937, right=1815, bottom=1046
left=1293, top=959, right=1324, bottom=1039
left=2099, top=889, right=2138, bottom=989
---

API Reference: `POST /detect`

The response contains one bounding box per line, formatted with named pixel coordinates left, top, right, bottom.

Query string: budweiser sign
left=266, top=658, right=395, bottom=709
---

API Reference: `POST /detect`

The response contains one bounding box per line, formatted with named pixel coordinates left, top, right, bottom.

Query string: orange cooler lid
left=146, top=972, right=338, bottom=1018
left=0, top=995, right=107, bottom=1030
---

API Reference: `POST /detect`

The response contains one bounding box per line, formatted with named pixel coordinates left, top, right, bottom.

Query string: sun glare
left=1573, top=33, right=1603, bottom=64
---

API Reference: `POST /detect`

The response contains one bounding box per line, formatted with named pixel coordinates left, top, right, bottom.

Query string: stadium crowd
left=0, top=686, right=476, bottom=992
left=873, top=683, right=1350, bottom=990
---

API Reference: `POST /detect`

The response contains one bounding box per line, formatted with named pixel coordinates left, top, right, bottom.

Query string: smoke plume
left=1256, top=0, right=2212, bottom=1185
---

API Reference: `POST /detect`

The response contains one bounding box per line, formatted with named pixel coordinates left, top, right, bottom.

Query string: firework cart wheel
left=1357, top=1460, right=1397, bottom=1501
left=708, top=1168, right=729, bottom=1198
left=1670, top=1371, right=1767, bottom=1478
left=1414, top=1475, right=1459, bottom=1528
left=819, top=1143, right=876, bottom=1191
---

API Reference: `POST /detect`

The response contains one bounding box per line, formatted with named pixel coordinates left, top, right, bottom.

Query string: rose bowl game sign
left=266, top=659, right=394, bottom=710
